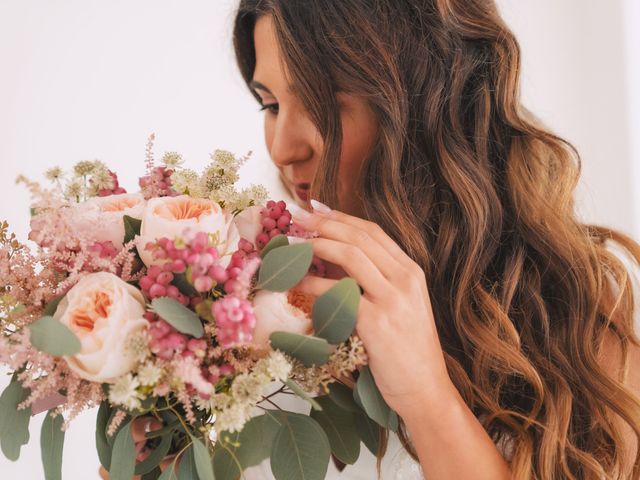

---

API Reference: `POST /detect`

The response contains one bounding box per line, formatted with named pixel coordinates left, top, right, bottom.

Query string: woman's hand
left=292, top=205, right=457, bottom=416
left=98, top=416, right=176, bottom=480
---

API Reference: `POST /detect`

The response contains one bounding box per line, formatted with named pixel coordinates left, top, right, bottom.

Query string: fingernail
left=286, top=236, right=307, bottom=244
left=310, top=199, right=332, bottom=214
left=143, top=419, right=153, bottom=433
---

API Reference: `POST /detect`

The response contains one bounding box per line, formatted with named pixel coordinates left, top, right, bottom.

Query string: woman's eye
left=259, top=103, right=279, bottom=114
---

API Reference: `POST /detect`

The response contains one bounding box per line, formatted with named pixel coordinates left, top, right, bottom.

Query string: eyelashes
left=259, top=103, right=279, bottom=114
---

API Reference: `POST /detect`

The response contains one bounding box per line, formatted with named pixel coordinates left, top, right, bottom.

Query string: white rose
left=137, top=195, right=239, bottom=267
left=71, top=193, right=146, bottom=249
left=233, top=205, right=263, bottom=244
left=251, top=290, right=313, bottom=347
left=54, top=272, right=148, bottom=383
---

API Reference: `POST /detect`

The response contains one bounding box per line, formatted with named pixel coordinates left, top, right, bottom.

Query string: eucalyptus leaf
left=312, top=278, right=360, bottom=344
left=177, top=445, right=196, bottom=480
left=328, top=382, right=359, bottom=413
left=189, top=434, right=215, bottom=480
left=310, top=397, right=360, bottom=465
left=213, top=413, right=281, bottom=480
left=260, top=234, right=289, bottom=259
left=354, top=366, right=398, bottom=431
left=353, top=411, right=381, bottom=456
left=257, top=243, right=313, bottom=292
left=42, top=296, right=64, bottom=317
left=270, top=413, right=331, bottom=480
left=173, top=273, right=199, bottom=297
left=158, top=458, right=179, bottom=480
left=135, top=432, right=172, bottom=475
left=269, top=332, right=332, bottom=366
left=284, top=379, right=322, bottom=411
left=123, top=215, right=142, bottom=245
left=152, top=297, right=204, bottom=338
left=109, top=420, right=136, bottom=480
left=96, top=402, right=113, bottom=470
left=0, top=379, right=31, bottom=461
left=40, top=410, right=64, bottom=480
left=29, top=316, right=81, bottom=356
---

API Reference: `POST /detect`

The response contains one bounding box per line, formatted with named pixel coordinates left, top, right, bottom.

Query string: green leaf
left=0, top=379, right=31, bottom=461
left=213, top=413, right=281, bottom=480
left=328, top=382, right=359, bottom=413
left=284, top=379, right=322, bottom=411
left=123, top=215, right=142, bottom=244
left=40, top=410, right=64, bottom=480
left=353, top=411, right=381, bottom=456
left=260, top=234, right=289, bottom=259
left=29, top=316, right=81, bottom=356
left=42, top=296, right=64, bottom=317
left=189, top=434, right=215, bottom=480
left=257, top=243, right=313, bottom=292
left=142, top=467, right=163, bottom=480
left=152, top=297, right=204, bottom=338
left=158, top=458, right=179, bottom=480
left=310, top=397, right=360, bottom=465
left=96, top=402, right=113, bottom=470
left=173, top=273, right=199, bottom=297
left=109, top=420, right=136, bottom=480
left=135, top=432, right=172, bottom=475
left=270, top=413, right=331, bottom=480
left=354, top=366, right=397, bottom=431
left=269, top=332, right=332, bottom=367
left=312, top=278, right=360, bottom=344
left=177, top=445, right=196, bottom=480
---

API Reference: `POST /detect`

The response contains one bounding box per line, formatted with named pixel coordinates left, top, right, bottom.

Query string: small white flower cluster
left=42, top=160, right=114, bottom=202
left=108, top=373, right=143, bottom=410
left=206, top=351, right=292, bottom=433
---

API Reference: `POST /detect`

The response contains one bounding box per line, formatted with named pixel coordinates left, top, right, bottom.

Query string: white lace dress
left=242, top=240, right=640, bottom=479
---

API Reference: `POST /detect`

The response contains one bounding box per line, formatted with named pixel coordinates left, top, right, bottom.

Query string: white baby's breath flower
left=230, top=373, right=264, bottom=404
left=214, top=402, right=252, bottom=433
left=109, top=374, right=143, bottom=410
left=161, top=151, right=184, bottom=168
left=265, top=351, right=292, bottom=383
left=137, top=362, right=162, bottom=386
left=45, top=167, right=63, bottom=182
left=125, top=331, right=151, bottom=363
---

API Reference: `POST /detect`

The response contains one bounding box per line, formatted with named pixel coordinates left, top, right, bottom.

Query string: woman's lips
left=294, top=183, right=310, bottom=202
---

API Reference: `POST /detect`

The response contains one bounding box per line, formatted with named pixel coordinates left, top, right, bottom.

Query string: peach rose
left=54, top=272, right=148, bottom=383
left=137, top=195, right=239, bottom=267
left=71, top=193, right=146, bottom=249
left=251, top=289, right=314, bottom=347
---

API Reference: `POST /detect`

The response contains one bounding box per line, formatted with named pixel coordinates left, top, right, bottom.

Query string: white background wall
left=0, top=1, right=638, bottom=478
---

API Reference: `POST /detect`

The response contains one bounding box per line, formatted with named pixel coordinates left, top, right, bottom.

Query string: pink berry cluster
left=222, top=239, right=260, bottom=295
left=212, top=296, right=257, bottom=347
left=255, top=200, right=292, bottom=249
left=96, top=171, right=127, bottom=197
left=138, top=166, right=176, bottom=198
left=88, top=240, right=119, bottom=259
left=139, top=264, right=190, bottom=306
left=147, top=313, right=207, bottom=361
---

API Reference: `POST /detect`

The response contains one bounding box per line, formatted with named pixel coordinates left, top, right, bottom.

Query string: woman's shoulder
left=604, top=238, right=640, bottom=333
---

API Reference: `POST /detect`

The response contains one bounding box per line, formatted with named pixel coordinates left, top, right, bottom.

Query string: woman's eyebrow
left=249, top=80, right=272, bottom=94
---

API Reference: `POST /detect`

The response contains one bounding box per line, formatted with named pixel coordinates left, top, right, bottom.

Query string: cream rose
left=137, top=195, right=239, bottom=267
left=233, top=205, right=263, bottom=244
left=251, top=290, right=314, bottom=347
left=71, top=193, right=146, bottom=249
left=54, top=272, right=148, bottom=383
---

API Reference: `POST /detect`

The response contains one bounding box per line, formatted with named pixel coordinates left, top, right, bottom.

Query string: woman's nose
left=269, top=109, right=315, bottom=168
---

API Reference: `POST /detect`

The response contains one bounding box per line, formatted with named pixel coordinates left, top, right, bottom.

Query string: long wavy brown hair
left=233, top=0, right=640, bottom=478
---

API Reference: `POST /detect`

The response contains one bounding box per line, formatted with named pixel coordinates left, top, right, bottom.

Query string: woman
left=102, top=1, right=640, bottom=478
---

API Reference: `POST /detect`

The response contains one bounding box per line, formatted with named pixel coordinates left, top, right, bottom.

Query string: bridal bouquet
left=0, top=135, right=398, bottom=480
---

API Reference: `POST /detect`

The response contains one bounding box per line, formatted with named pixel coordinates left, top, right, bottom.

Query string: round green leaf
left=269, top=332, right=332, bottom=366
left=152, top=297, right=204, bottom=338
left=353, top=411, right=381, bottom=456
left=310, top=397, right=360, bottom=465
left=328, top=382, right=359, bottom=413
left=312, top=278, right=360, bottom=344
left=0, top=379, right=31, bottom=461
left=260, top=234, right=289, bottom=259
left=257, top=243, right=313, bottom=292
left=40, top=410, right=64, bottom=480
left=355, top=366, right=397, bottom=430
left=270, top=413, right=331, bottom=480
left=29, top=316, right=81, bottom=356
left=109, top=421, right=136, bottom=480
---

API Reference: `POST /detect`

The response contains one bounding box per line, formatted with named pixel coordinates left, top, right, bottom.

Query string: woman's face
left=251, top=15, right=378, bottom=216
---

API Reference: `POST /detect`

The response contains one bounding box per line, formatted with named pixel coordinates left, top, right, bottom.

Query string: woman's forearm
left=399, top=381, right=511, bottom=479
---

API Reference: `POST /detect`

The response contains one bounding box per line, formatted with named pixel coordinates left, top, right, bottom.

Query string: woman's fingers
left=131, top=416, right=162, bottom=443
left=159, top=454, right=179, bottom=472
left=295, top=274, right=338, bottom=296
